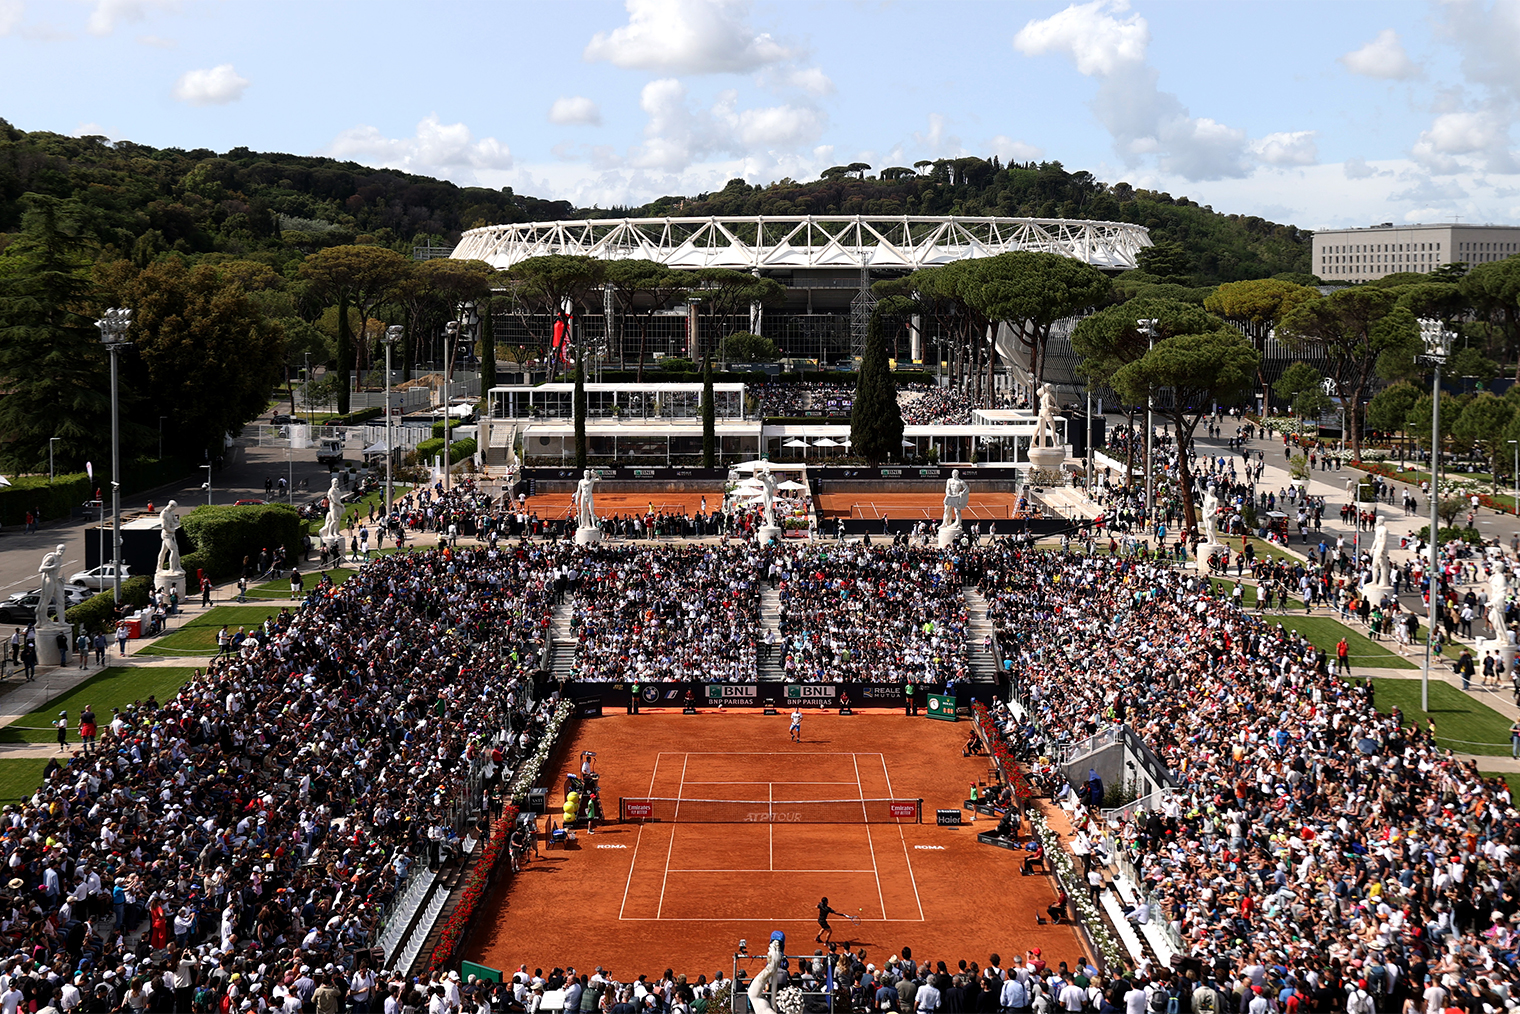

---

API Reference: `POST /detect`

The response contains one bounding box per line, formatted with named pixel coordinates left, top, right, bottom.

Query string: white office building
left=1312, top=223, right=1520, bottom=282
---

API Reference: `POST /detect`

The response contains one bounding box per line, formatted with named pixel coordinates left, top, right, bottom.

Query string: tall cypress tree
left=0, top=196, right=112, bottom=473
left=478, top=298, right=497, bottom=397
left=701, top=352, right=716, bottom=468
left=850, top=308, right=904, bottom=466
left=335, top=292, right=352, bottom=415
left=573, top=352, right=587, bottom=470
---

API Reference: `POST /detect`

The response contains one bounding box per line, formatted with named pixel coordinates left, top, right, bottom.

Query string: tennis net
left=619, top=796, right=922, bottom=824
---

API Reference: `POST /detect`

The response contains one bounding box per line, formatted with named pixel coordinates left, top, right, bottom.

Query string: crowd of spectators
left=970, top=539, right=1520, bottom=1009
left=899, top=386, right=979, bottom=426
left=0, top=545, right=558, bottom=1014
left=751, top=384, right=856, bottom=417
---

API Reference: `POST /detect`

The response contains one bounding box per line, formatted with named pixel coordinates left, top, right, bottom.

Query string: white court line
left=682, top=780, right=857, bottom=784
left=854, top=754, right=886, bottom=922
left=667, top=868, right=879, bottom=874
left=618, top=748, right=664, bottom=920
left=655, top=753, right=689, bottom=920
left=620, top=917, right=928, bottom=922
left=881, top=752, right=925, bottom=921
left=769, top=782, right=773, bottom=872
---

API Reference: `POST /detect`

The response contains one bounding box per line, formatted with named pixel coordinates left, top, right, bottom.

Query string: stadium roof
left=452, top=215, right=1151, bottom=273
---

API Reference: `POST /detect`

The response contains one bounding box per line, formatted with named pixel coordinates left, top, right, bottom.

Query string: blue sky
left=3, top=0, right=1520, bottom=230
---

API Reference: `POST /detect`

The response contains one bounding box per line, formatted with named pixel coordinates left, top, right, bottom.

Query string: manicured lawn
left=0, top=760, right=51, bottom=802
left=1247, top=537, right=1303, bottom=563
left=1482, top=771, right=1520, bottom=799
left=136, top=605, right=288, bottom=655
left=306, top=490, right=388, bottom=535
left=0, top=667, right=198, bottom=743
left=246, top=568, right=355, bottom=598
left=1285, top=615, right=1417, bottom=669
left=1371, top=678, right=1515, bottom=755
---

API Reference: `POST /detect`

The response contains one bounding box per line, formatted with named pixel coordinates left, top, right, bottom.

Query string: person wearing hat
left=54, top=712, right=67, bottom=753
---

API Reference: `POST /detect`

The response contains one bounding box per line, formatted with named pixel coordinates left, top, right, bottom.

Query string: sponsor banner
left=524, top=466, right=728, bottom=482
left=926, top=693, right=958, bottom=722
left=623, top=800, right=654, bottom=819
left=786, top=684, right=837, bottom=700
left=705, top=685, right=758, bottom=700
left=935, top=809, right=962, bottom=827
left=889, top=801, right=919, bottom=820
left=576, top=697, right=603, bottom=718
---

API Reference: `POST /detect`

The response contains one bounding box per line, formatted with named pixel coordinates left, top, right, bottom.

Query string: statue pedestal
left=937, top=522, right=962, bottom=548
left=321, top=535, right=346, bottom=561
left=1192, top=542, right=1228, bottom=571
left=574, top=526, right=603, bottom=546
left=1028, top=445, right=1066, bottom=470
left=155, top=569, right=185, bottom=600
left=1361, top=583, right=1396, bottom=606
left=1475, top=635, right=1516, bottom=667
left=756, top=525, right=783, bottom=546
left=33, top=621, right=71, bottom=667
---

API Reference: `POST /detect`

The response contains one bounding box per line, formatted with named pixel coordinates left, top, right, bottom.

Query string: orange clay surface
left=523, top=492, right=724, bottom=519
left=815, top=492, right=1024, bottom=520
left=466, top=711, right=1083, bottom=979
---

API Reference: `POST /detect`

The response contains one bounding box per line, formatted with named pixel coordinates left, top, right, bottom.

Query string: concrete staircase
left=961, top=587, right=1003, bottom=683
left=758, top=587, right=785, bottom=679
left=548, top=600, right=577, bottom=680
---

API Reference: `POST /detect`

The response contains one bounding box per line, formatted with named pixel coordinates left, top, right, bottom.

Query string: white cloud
left=988, top=135, right=1043, bottom=163
left=549, top=96, right=602, bottom=126
left=71, top=122, right=115, bottom=139
left=780, top=66, right=833, bottom=97
left=0, top=0, right=21, bottom=37
left=585, top=0, right=792, bottom=74
left=1013, top=0, right=1253, bottom=181
left=1419, top=111, right=1500, bottom=156
left=1012, top=0, right=1147, bottom=76
left=87, top=0, right=175, bottom=36
left=621, top=77, right=825, bottom=173
left=1339, top=28, right=1419, bottom=80
left=1343, top=157, right=1379, bottom=179
left=913, top=113, right=964, bottom=158
left=171, top=64, right=249, bottom=106
left=136, top=33, right=175, bottom=48
left=325, top=114, right=513, bottom=180
left=1251, top=130, right=1318, bottom=166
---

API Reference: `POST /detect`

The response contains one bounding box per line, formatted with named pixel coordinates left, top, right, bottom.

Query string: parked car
left=67, top=563, right=132, bottom=590
left=1, top=587, right=90, bottom=624
left=271, top=413, right=296, bottom=425
left=233, top=499, right=268, bottom=506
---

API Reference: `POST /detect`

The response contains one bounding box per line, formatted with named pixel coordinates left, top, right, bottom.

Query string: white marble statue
left=574, top=469, right=598, bottom=529
left=1031, top=382, right=1061, bottom=449
left=319, top=475, right=345, bottom=542
left=1201, top=488, right=1219, bottom=546
left=156, top=500, right=182, bottom=573
left=746, top=939, right=785, bottom=1014
left=1490, top=563, right=1510, bottom=639
left=36, top=544, right=68, bottom=625
left=757, top=466, right=779, bottom=530
left=1369, top=514, right=1392, bottom=589
left=942, top=469, right=970, bottom=528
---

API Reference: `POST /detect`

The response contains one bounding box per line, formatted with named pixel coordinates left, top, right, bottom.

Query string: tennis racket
left=843, top=909, right=862, bottom=926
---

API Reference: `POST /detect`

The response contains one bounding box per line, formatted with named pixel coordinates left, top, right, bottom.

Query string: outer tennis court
left=466, top=712, right=1083, bottom=975
left=815, top=492, right=1026, bottom=521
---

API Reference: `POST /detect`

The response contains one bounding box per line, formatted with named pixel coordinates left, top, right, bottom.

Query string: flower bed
left=509, top=700, right=574, bottom=804
left=971, top=702, right=1034, bottom=802
left=1352, top=460, right=1516, bottom=514
left=1027, top=811, right=1127, bottom=968
left=427, top=802, right=518, bottom=973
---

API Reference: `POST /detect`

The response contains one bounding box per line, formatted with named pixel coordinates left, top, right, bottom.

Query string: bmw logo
left=641, top=686, right=660, bottom=703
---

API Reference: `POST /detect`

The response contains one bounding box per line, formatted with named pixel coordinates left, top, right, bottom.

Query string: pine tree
left=0, top=196, right=112, bottom=473
left=701, top=353, right=716, bottom=468
left=573, top=352, right=587, bottom=470
left=850, top=308, right=904, bottom=466
left=478, top=298, right=497, bottom=396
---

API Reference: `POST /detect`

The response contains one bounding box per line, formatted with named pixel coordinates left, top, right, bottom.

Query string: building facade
left=1312, top=223, right=1520, bottom=282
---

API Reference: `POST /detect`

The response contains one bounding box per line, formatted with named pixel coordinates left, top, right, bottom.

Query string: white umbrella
left=777, top=480, right=807, bottom=490
left=902, top=439, right=916, bottom=447
left=732, top=460, right=769, bottom=471
left=0, top=475, right=10, bottom=488
left=782, top=438, right=810, bottom=448
left=812, top=437, right=841, bottom=447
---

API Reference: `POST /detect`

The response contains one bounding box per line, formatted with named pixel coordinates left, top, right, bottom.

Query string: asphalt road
left=0, top=441, right=342, bottom=602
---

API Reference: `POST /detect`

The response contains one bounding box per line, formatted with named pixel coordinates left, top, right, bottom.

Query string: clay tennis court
left=523, top=492, right=721, bottom=519
left=815, top=491, right=1028, bottom=520
left=466, top=711, right=1083, bottom=976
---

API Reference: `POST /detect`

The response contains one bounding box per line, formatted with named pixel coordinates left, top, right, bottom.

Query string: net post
left=918, top=798, right=923, bottom=823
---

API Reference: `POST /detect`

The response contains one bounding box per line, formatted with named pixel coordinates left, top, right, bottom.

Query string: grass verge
left=0, top=667, right=198, bottom=743
left=1371, top=677, right=1516, bottom=756
left=134, top=605, right=289, bottom=655
left=0, top=760, right=50, bottom=802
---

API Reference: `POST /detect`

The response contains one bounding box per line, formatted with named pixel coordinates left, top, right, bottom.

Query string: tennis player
left=790, top=707, right=802, bottom=743
left=815, top=896, right=836, bottom=943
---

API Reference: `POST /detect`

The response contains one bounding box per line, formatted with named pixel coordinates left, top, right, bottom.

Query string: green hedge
left=0, top=473, right=91, bottom=527
left=1415, top=524, right=1485, bottom=545
left=448, top=438, right=477, bottom=461
left=65, top=574, right=154, bottom=634
left=178, top=504, right=305, bottom=581
left=328, top=407, right=382, bottom=426
left=415, top=437, right=444, bottom=463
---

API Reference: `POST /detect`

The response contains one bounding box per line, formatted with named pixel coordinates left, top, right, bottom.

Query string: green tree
left=683, top=268, right=784, bottom=363
left=701, top=353, right=716, bottom=468
left=1071, top=298, right=1224, bottom=487
left=0, top=195, right=112, bottom=473
left=1406, top=393, right=1466, bottom=462
left=604, top=259, right=688, bottom=381
left=850, top=303, right=905, bottom=466
left=297, top=246, right=408, bottom=413
left=1448, top=346, right=1500, bottom=389
left=1278, top=288, right=1421, bottom=458
left=1459, top=258, right=1520, bottom=379
left=121, top=258, right=285, bottom=462
left=1453, top=391, right=1514, bottom=490
left=500, top=255, right=607, bottom=380
left=1136, top=241, right=1192, bottom=282
left=971, top=251, right=1110, bottom=383
left=1366, top=381, right=1421, bottom=466
left=1111, top=330, right=1259, bottom=531
left=721, top=331, right=780, bottom=362
left=1204, top=278, right=1318, bottom=410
